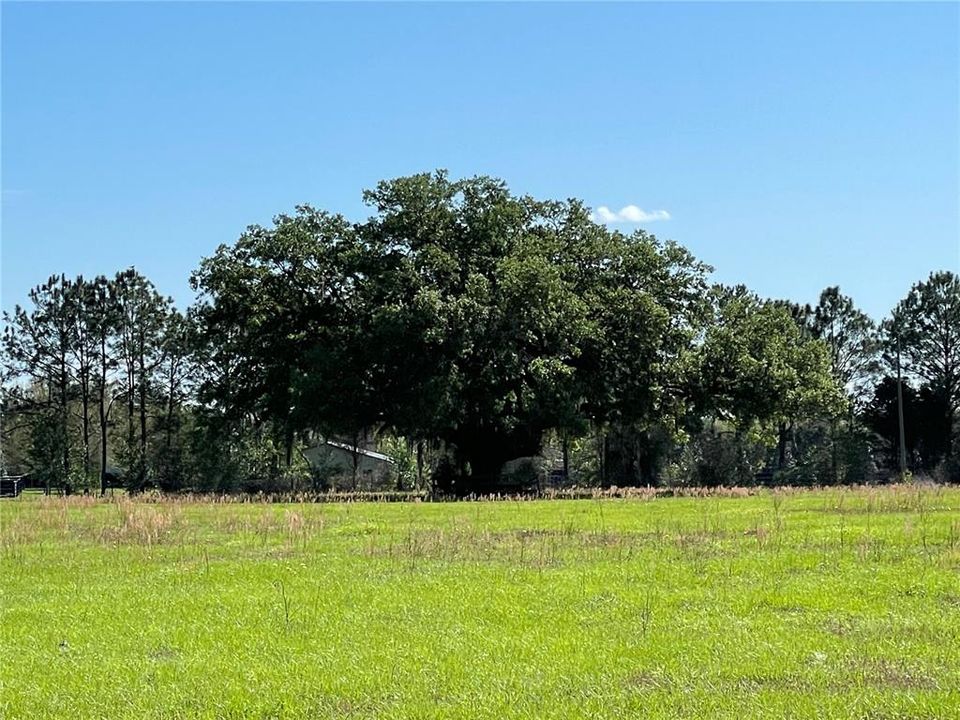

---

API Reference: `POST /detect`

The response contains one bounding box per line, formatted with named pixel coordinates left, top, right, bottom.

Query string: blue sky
left=3, top=2, right=958, bottom=320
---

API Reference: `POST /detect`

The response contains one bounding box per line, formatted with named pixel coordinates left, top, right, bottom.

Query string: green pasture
left=1, top=485, right=959, bottom=719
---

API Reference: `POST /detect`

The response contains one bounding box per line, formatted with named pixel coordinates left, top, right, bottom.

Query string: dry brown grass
left=98, top=497, right=179, bottom=546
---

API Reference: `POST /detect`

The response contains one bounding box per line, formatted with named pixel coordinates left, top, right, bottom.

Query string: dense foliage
left=2, top=172, right=957, bottom=493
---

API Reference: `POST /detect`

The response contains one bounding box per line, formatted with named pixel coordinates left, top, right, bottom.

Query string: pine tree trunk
left=138, top=352, right=148, bottom=488
left=81, top=374, right=91, bottom=493
left=830, top=417, right=839, bottom=484
left=60, top=353, right=71, bottom=494
left=99, top=336, right=109, bottom=496
left=165, top=371, right=175, bottom=453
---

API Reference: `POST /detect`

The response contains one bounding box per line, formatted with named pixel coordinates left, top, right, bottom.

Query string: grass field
left=1, top=485, right=959, bottom=719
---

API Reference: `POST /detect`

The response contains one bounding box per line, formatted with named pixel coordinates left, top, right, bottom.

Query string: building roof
left=321, top=439, right=396, bottom=464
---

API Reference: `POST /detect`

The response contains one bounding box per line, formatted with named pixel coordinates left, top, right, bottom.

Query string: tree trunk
left=777, top=422, right=788, bottom=470
left=99, top=395, right=109, bottom=495
left=465, top=453, right=504, bottom=495
left=416, top=440, right=424, bottom=491
left=80, top=374, right=91, bottom=492
left=830, top=416, right=839, bottom=484
left=790, top=421, right=797, bottom=467
left=165, top=375, right=175, bottom=453
left=127, top=386, right=135, bottom=474
left=125, top=348, right=136, bottom=489
left=59, top=354, right=71, bottom=494
left=595, top=423, right=606, bottom=487
left=351, top=431, right=361, bottom=490
left=99, top=336, right=109, bottom=496
left=600, top=430, right=608, bottom=488
left=138, top=352, right=148, bottom=489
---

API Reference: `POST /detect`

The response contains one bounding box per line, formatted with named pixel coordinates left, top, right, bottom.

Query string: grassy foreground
left=1, top=486, right=959, bottom=719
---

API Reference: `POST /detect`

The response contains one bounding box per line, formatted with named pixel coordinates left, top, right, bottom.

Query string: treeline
left=2, top=172, right=958, bottom=494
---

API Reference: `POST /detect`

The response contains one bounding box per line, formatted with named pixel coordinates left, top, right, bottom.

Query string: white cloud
left=592, top=204, right=670, bottom=224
